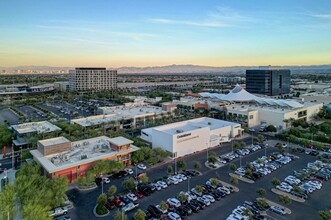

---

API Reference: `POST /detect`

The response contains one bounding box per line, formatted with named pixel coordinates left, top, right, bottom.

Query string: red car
left=310, top=177, right=323, bottom=184
left=106, top=201, right=115, bottom=210
left=306, top=145, right=315, bottom=149
left=135, top=191, right=144, bottom=199
left=112, top=197, right=125, bottom=207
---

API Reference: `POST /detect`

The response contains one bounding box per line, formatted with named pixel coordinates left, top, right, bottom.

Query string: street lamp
left=206, top=142, right=209, bottom=161
left=0, top=210, right=10, bottom=220
left=187, top=176, right=191, bottom=192
left=173, top=152, right=177, bottom=174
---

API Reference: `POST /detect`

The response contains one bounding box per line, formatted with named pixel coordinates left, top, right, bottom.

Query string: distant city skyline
left=1, top=0, right=331, bottom=67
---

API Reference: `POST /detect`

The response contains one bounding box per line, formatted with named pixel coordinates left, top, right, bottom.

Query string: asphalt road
left=14, top=105, right=47, bottom=120
left=0, top=108, right=20, bottom=125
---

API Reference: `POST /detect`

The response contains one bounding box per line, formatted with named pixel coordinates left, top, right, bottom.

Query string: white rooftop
left=109, top=136, right=133, bottom=146
left=12, top=121, right=61, bottom=134
left=31, top=136, right=139, bottom=173
left=39, top=137, right=70, bottom=147
left=71, top=114, right=122, bottom=127
left=142, top=117, right=240, bottom=136
left=99, top=104, right=167, bottom=119
left=200, top=84, right=304, bottom=109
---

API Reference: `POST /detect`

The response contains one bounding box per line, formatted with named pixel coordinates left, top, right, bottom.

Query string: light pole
left=0, top=210, right=10, bottom=220
left=11, top=144, right=14, bottom=170
left=135, top=164, right=138, bottom=191
left=174, top=152, right=177, bottom=175
left=20, top=147, right=22, bottom=167
left=206, top=142, right=209, bottom=161
left=251, top=130, right=254, bottom=146
left=187, top=176, right=191, bottom=192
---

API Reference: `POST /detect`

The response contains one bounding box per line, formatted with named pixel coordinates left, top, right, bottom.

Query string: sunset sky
left=1, top=0, right=331, bottom=67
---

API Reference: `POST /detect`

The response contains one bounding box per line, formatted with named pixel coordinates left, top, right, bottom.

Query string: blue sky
left=1, top=0, right=331, bottom=67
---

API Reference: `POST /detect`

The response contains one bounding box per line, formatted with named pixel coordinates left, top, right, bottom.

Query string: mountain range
left=1, top=64, right=331, bottom=75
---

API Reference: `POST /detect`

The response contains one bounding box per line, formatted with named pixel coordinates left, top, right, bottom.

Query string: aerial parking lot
left=14, top=105, right=48, bottom=121
left=66, top=140, right=331, bottom=220
left=0, top=107, right=21, bottom=124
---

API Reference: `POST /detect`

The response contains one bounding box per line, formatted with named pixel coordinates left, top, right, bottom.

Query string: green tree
left=131, top=150, right=144, bottom=163
left=194, top=161, right=201, bottom=169
left=154, top=147, right=170, bottom=161
left=271, top=177, right=281, bottom=187
left=0, top=124, right=13, bottom=149
left=114, top=210, right=127, bottom=220
left=195, top=185, right=204, bottom=194
left=0, top=184, right=16, bottom=220
left=256, top=198, right=268, bottom=209
left=240, top=141, right=246, bottom=148
left=265, top=125, right=277, bottom=132
left=256, top=188, right=267, bottom=197
left=97, top=193, right=107, bottom=206
left=48, top=177, right=68, bottom=208
left=159, top=201, right=169, bottom=211
left=140, top=174, right=149, bottom=184
left=233, top=141, right=241, bottom=149
left=176, top=160, right=186, bottom=169
left=257, top=134, right=264, bottom=143
left=208, top=151, right=217, bottom=158
left=122, top=178, right=137, bottom=191
left=292, top=185, right=303, bottom=193
left=177, top=192, right=188, bottom=204
left=230, top=176, right=238, bottom=185
left=245, top=162, right=252, bottom=169
left=230, top=163, right=237, bottom=171
left=319, top=210, right=331, bottom=220
left=108, top=185, right=117, bottom=197
left=243, top=208, right=254, bottom=218
left=22, top=203, right=51, bottom=220
left=210, top=178, right=219, bottom=187
left=167, top=165, right=173, bottom=174
left=141, top=147, right=154, bottom=160
left=245, top=169, right=253, bottom=177
left=278, top=195, right=291, bottom=204
left=208, top=156, right=217, bottom=164
left=133, top=209, right=146, bottom=220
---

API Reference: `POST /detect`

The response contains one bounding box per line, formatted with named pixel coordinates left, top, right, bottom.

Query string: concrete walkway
left=0, top=168, right=16, bottom=191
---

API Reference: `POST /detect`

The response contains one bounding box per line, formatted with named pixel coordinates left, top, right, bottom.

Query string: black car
left=144, top=210, right=153, bottom=220
left=113, top=172, right=124, bottom=179
left=175, top=208, right=188, bottom=219
left=147, top=205, right=162, bottom=218
left=215, top=189, right=226, bottom=197
left=290, top=191, right=308, bottom=199
left=186, top=202, right=200, bottom=213
left=309, top=150, right=319, bottom=156
left=191, top=199, right=205, bottom=209
left=202, top=184, right=214, bottom=191
left=209, top=191, right=222, bottom=200
left=177, top=205, right=192, bottom=215
left=118, top=170, right=128, bottom=177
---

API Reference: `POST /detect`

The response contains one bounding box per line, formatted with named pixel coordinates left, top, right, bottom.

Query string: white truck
left=49, top=206, right=68, bottom=217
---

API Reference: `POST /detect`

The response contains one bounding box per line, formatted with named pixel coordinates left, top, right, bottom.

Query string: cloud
left=310, top=14, right=331, bottom=19
left=149, top=6, right=253, bottom=28
left=149, top=18, right=229, bottom=27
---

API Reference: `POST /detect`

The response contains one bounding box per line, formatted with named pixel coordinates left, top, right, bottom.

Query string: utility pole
left=11, top=145, right=14, bottom=170
left=187, top=177, right=191, bottom=192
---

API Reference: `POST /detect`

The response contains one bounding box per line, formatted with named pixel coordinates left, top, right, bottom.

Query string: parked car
left=124, top=168, right=133, bottom=175
left=147, top=205, right=162, bottom=218
left=269, top=206, right=286, bottom=215
left=122, top=202, right=139, bottom=212
left=137, top=164, right=147, bottom=170
left=167, top=198, right=181, bottom=207
left=157, top=180, right=168, bottom=189
left=127, top=193, right=138, bottom=201
left=168, top=212, right=181, bottom=220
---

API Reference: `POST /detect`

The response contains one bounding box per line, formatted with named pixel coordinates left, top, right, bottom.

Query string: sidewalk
left=0, top=168, right=17, bottom=191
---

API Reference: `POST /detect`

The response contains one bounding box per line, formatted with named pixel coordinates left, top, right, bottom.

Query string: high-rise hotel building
left=69, top=67, right=117, bottom=91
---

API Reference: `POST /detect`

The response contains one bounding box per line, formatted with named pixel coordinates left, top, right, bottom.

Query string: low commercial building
left=54, top=81, right=70, bottom=92
left=11, top=121, right=61, bottom=149
left=141, top=117, right=242, bottom=158
left=30, top=136, right=139, bottom=183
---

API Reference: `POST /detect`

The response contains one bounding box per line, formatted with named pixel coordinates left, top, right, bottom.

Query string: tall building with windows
left=246, top=69, right=290, bottom=96
left=69, top=67, right=117, bottom=91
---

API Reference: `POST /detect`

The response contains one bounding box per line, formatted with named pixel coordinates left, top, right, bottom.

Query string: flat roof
left=142, top=117, right=240, bottom=136
left=39, top=137, right=70, bottom=147
left=71, top=114, right=122, bottom=127
left=31, top=136, right=139, bottom=173
left=12, top=121, right=61, bottom=134
left=99, top=105, right=167, bottom=119
left=109, top=137, right=133, bottom=146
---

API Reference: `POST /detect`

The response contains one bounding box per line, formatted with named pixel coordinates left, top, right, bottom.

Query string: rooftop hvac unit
left=80, top=154, right=88, bottom=160
left=51, top=157, right=61, bottom=165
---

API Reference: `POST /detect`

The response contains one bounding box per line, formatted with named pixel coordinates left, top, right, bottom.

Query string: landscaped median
left=271, top=188, right=305, bottom=202
left=229, top=172, right=254, bottom=184
left=257, top=197, right=292, bottom=215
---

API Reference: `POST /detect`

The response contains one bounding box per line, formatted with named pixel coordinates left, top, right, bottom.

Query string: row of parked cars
left=227, top=198, right=288, bottom=220
left=275, top=160, right=331, bottom=200
left=235, top=153, right=294, bottom=181
left=220, top=144, right=265, bottom=163
left=145, top=179, right=236, bottom=220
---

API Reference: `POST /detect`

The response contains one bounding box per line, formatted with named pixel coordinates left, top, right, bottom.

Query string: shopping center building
left=140, top=117, right=242, bottom=158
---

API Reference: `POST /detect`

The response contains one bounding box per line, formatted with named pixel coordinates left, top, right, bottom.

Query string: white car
left=191, top=188, right=202, bottom=197
left=156, top=205, right=168, bottom=214
left=173, top=175, right=183, bottom=182
left=137, top=164, right=147, bottom=170
left=167, top=198, right=181, bottom=207
left=218, top=186, right=231, bottom=195
left=177, top=174, right=187, bottom=181
left=196, top=197, right=210, bottom=206
left=156, top=181, right=168, bottom=189
left=276, top=185, right=291, bottom=193
left=168, top=212, right=181, bottom=220
left=124, top=168, right=133, bottom=175
left=127, top=193, right=138, bottom=201
left=122, top=202, right=139, bottom=212
left=152, top=183, right=161, bottom=191
left=167, top=177, right=179, bottom=185
left=103, top=177, right=111, bottom=184
left=202, top=195, right=215, bottom=203
left=269, top=206, right=286, bottom=215
left=217, top=158, right=227, bottom=164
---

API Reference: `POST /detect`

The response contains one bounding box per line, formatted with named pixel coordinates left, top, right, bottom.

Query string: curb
left=218, top=180, right=239, bottom=192
left=204, top=161, right=224, bottom=170
left=271, top=188, right=305, bottom=203
left=229, top=173, right=254, bottom=184
left=77, top=184, right=98, bottom=191
left=93, top=204, right=110, bottom=218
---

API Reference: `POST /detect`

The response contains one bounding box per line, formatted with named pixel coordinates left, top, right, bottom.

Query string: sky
left=1, top=0, right=331, bottom=67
